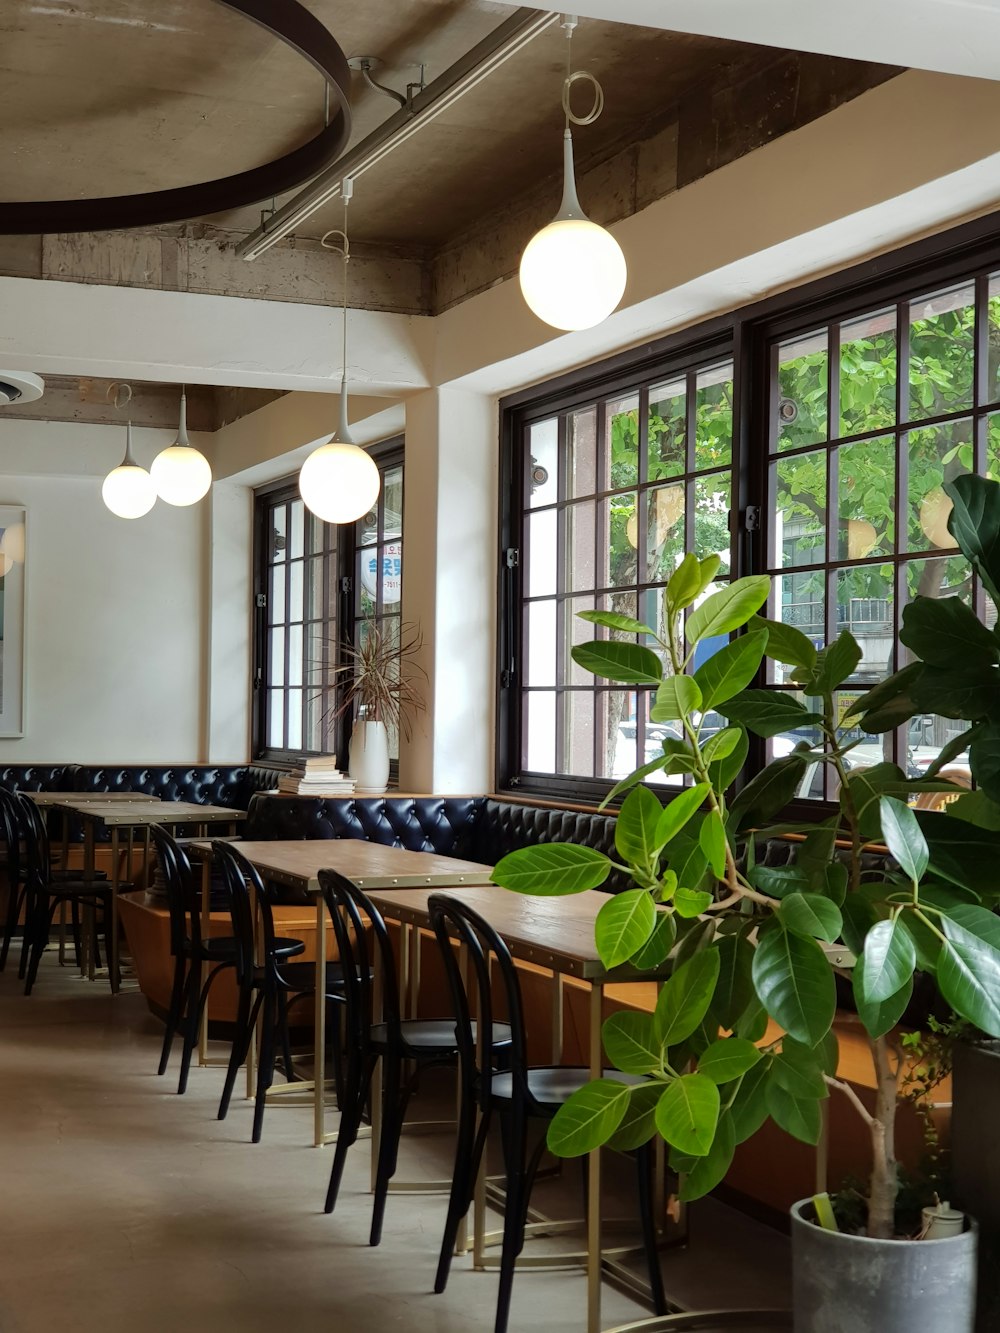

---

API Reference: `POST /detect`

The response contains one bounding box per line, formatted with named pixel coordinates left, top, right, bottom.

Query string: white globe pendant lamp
left=300, top=179, right=381, bottom=525
left=151, top=388, right=213, bottom=506
left=519, top=16, right=627, bottom=332
left=102, top=420, right=156, bottom=520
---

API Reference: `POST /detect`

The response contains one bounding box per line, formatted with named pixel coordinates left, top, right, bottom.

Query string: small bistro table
left=54, top=800, right=246, bottom=993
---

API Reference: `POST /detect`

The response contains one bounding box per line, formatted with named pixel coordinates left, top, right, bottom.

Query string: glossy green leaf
left=595, top=890, right=656, bottom=969
left=765, top=1081, right=823, bottom=1145
left=674, top=887, right=713, bottom=918
left=577, top=609, right=656, bottom=637
left=668, top=552, right=717, bottom=614
left=746, top=864, right=813, bottom=900
left=845, top=663, right=922, bottom=732
left=822, top=861, right=849, bottom=908
left=899, top=596, right=999, bottom=669
left=697, top=1038, right=762, bottom=1086
left=784, top=1032, right=839, bottom=1079
left=945, top=790, right=1000, bottom=833
left=970, top=723, right=1000, bottom=804
left=918, top=809, right=1000, bottom=897
left=678, top=1113, right=736, bottom=1201
left=599, top=755, right=673, bottom=811
left=602, top=1011, right=662, bottom=1075
left=843, top=764, right=908, bottom=842
left=810, top=632, right=862, bottom=695
left=860, top=918, right=917, bottom=1003
left=687, top=577, right=771, bottom=646
left=607, top=1081, right=663, bottom=1152
left=655, top=1073, right=720, bottom=1156
left=492, top=843, right=611, bottom=896
left=728, top=1058, right=771, bottom=1143
left=615, top=785, right=668, bottom=868
left=631, top=911, right=677, bottom=969
left=708, top=724, right=749, bottom=793
left=570, top=640, right=663, bottom=686
left=944, top=473, right=1000, bottom=606
left=779, top=892, right=843, bottom=943
left=699, top=809, right=727, bottom=879
left=854, top=967, right=913, bottom=1040
left=702, top=727, right=742, bottom=766
left=651, top=674, right=702, bottom=723
left=734, top=998, right=769, bottom=1043
left=709, top=934, right=755, bottom=1031
left=938, top=917, right=1000, bottom=1037
left=945, top=902, right=1000, bottom=949
left=912, top=663, right=1000, bottom=722
left=694, top=631, right=767, bottom=711
left=879, top=796, right=929, bottom=884
left=841, top=894, right=882, bottom=957
left=654, top=948, right=721, bottom=1048
left=655, top=783, right=710, bottom=848
left=771, top=1048, right=827, bottom=1100
left=897, top=912, right=942, bottom=973
left=718, top=690, right=822, bottom=738
left=546, top=1079, right=633, bottom=1157
left=749, top=614, right=817, bottom=670
left=751, top=928, right=836, bottom=1048
left=672, top=917, right=716, bottom=969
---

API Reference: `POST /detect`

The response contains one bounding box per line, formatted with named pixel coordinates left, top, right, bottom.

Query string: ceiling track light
left=518, top=13, right=627, bottom=331
left=299, top=180, right=382, bottom=526
left=102, top=384, right=156, bottom=521
left=151, top=388, right=213, bottom=506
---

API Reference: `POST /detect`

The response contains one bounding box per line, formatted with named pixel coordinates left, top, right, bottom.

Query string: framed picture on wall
left=0, top=507, right=27, bottom=737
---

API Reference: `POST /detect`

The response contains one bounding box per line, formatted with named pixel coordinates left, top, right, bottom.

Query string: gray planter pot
left=791, top=1198, right=977, bottom=1333
left=952, top=1039, right=1000, bottom=1333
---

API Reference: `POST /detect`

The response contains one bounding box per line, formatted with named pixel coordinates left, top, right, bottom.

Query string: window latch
left=255, top=592, right=267, bottom=609
left=745, top=505, right=760, bottom=533
left=504, top=547, right=519, bottom=569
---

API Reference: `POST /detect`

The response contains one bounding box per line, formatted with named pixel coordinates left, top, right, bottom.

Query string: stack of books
left=277, top=756, right=356, bottom=796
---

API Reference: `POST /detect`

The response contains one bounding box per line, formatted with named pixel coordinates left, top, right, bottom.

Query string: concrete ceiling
left=1, top=0, right=891, bottom=253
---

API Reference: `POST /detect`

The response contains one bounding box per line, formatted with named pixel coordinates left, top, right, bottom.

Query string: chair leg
left=252, top=990, right=277, bottom=1143
left=18, top=890, right=39, bottom=979
left=636, top=1144, right=667, bottom=1316
left=70, top=900, right=82, bottom=968
left=24, top=897, right=59, bottom=996
left=158, top=955, right=187, bottom=1076
left=324, top=1052, right=374, bottom=1215
left=0, top=881, right=23, bottom=972
left=495, top=1108, right=530, bottom=1333
left=277, top=989, right=296, bottom=1084
left=177, top=957, right=204, bottom=1096
left=218, top=980, right=256, bottom=1121
left=369, top=1052, right=404, bottom=1246
left=435, top=1098, right=491, bottom=1294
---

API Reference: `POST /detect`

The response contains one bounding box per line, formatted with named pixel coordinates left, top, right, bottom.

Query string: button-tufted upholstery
left=0, top=765, right=76, bottom=793
left=244, top=795, right=483, bottom=854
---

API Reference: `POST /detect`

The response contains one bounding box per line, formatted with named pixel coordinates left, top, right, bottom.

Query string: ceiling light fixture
left=102, top=384, right=156, bottom=520
left=299, top=180, right=381, bottom=525
left=518, top=14, right=627, bottom=332
left=150, top=388, right=213, bottom=506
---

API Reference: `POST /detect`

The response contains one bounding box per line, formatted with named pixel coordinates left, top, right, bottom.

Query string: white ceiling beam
left=0, top=277, right=435, bottom=396
left=519, top=0, right=1000, bottom=80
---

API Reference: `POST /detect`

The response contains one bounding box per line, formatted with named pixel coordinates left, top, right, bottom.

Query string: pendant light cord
left=320, top=178, right=355, bottom=443
left=560, top=15, right=603, bottom=127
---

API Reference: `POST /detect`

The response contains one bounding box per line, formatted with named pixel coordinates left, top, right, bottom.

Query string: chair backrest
left=14, top=791, right=50, bottom=887
left=0, top=788, right=24, bottom=888
left=427, top=893, right=529, bottom=1108
left=318, top=869, right=401, bottom=1048
left=148, top=824, right=199, bottom=958
left=210, top=841, right=268, bottom=982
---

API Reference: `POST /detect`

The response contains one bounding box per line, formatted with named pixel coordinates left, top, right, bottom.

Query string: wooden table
left=184, top=839, right=495, bottom=1143
left=365, top=883, right=658, bottom=1333
left=56, top=800, right=246, bottom=993
left=26, top=791, right=164, bottom=806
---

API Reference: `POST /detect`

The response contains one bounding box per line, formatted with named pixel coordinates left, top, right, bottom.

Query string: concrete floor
left=0, top=954, right=790, bottom=1333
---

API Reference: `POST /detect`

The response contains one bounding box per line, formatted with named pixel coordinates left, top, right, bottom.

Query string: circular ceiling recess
left=0, top=0, right=352, bottom=235
left=0, top=372, right=44, bottom=406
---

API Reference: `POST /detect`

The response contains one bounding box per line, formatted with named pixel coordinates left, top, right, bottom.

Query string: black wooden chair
left=212, top=841, right=351, bottom=1143
left=317, top=869, right=513, bottom=1247
left=428, top=892, right=667, bottom=1333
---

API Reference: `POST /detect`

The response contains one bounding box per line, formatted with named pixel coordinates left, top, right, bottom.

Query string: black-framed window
left=253, top=438, right=404, bottom=767
left=500, top=342, right=737, bottom=804
left=498, top=209, right=1000, bottom=807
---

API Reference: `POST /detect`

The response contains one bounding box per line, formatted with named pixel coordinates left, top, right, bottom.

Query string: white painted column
left=399, top=387, right=498, bottom=794
left=205, top=481, right=253, bottom=762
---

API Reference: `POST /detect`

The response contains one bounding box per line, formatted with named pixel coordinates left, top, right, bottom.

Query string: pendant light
left=299, top=178, right=381, bottom=525
left=150, top=388, right=213, bottom=505
left=102, top=384, right=156, bottom=520
left=519, top=15, right=627, bottom=331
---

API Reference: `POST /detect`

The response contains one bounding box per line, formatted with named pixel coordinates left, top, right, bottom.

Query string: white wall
left=0, top=420, right=209, bottom=764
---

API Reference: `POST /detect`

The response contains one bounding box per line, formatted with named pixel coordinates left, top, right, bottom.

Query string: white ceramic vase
left=348, top=719, right=390, bottom=794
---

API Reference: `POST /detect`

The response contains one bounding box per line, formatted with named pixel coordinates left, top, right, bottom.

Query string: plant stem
left=867, top=1034, right=899, bottom=1239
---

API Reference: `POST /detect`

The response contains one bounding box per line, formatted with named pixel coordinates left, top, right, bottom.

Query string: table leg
left=551, top=967, right=563, bottom=1064
left=109, top=827, right=120, bottom=993
left=587, top=982, right=603, bottom=1333
left=370, top=924, right=390, bottom=1192
left=314, top=893, right=327, bottom=1147
left=198, top=858, right=211, bottom=1066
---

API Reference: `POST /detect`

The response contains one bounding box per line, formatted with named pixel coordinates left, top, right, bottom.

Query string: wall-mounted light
left=150, top=388, right=213, bottom=506
left=518, top=16, right=627, bottom=331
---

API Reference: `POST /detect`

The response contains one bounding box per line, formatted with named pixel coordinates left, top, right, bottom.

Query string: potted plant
left=492, top=477, right=1000, bottom=1331
left=327, top=619, right=425, bottom=794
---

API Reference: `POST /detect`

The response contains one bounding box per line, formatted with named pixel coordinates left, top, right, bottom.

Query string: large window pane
left=908, top=283, right=975, bottom=420
left=773, top=452, right=826, bottom=568
left=605, top=395, right=640, bottom=492
left=836, top=565, right=894, bottom=683
left=695, top=362, right=733, bottom=470
left=839, top=309, right=896, bottom=437
left=529, top=418, right=558, bottom=509
left=776, top=329, right=827, bottom=451
left=907, top=419, right=972, bottom=552
left=695, top=473, right=731, bottom=575
left=837, top=436, right=895, bottom=561
left=648, top=378, right=685, bottom=480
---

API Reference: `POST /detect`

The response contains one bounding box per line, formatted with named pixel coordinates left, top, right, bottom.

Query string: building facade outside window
left=253, top=439, right=404, bottom=767
left=499, top=214, right=1000, bottom=807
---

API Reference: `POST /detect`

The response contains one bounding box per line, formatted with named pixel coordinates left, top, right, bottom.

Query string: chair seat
left=195, top=935, right=303, bottom=963
left=43, top=878, right=116, bottom=900
left=276, top=959, right=353, bottom=993
left=491, top=1066, right=645, bottom=1108
left=371, top=1018, right=513, bottom=1053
